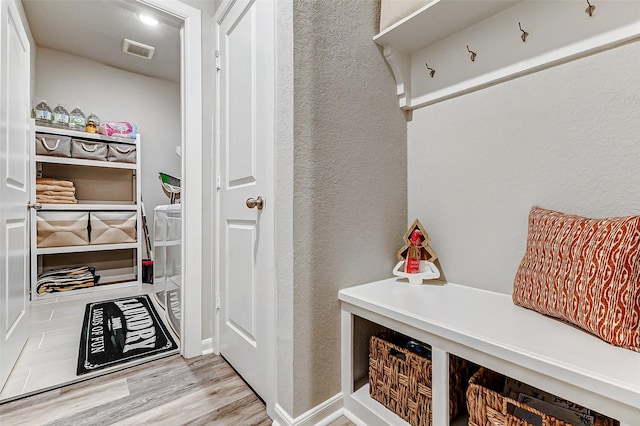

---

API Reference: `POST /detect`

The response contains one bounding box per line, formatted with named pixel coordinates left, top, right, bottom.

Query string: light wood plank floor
left=327, top=417, right=356, bottom=426
left=1, top=353, right=357, bottom=426
left=0, top=354, right=272, bottom=425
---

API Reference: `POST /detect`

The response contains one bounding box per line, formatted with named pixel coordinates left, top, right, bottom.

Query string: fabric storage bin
left=154, top=205, right=168, bottom=243
left=89, top=211, right=137, bottom=245
left=37, top=211, right=89, bottom=248
left=369, top=331, right=477, bottom=425
left=107, top=143, right=136, bottom=163
left=71, top=139, right=108, bottom=161
left=35, top=133, right=71, bottom=157
left=166, top=204, right=181, bottom=241
left=467, top=368, right=616, bottom=426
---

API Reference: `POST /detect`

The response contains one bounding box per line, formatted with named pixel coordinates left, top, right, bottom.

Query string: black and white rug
left=77, top=294, right=178, bottom=375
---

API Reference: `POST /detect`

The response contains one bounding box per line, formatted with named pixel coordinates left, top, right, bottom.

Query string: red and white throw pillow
left=513, top=206, right=640, bottom=352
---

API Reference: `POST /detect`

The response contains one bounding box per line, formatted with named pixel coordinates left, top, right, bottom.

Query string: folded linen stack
left=36, top=265, right=99, bottom=294
left=36, top=178, right=77, bottom=204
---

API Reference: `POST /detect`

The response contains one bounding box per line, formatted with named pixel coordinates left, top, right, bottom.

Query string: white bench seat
left=339, top=278, right=640, bottom=425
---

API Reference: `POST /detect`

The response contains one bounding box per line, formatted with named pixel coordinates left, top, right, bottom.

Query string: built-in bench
left=339, top=278, right=640, bottom=426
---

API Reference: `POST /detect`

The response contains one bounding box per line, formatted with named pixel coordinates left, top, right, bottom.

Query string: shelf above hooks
left=374, top=0, right=640, bottom=113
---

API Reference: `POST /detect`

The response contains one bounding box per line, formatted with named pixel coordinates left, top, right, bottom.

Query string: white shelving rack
left=30, top=123, right=142, bottom=300
left=152, top=204, right=182, bottom=336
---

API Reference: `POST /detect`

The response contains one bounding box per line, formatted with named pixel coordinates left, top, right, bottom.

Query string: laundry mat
left=77, top=295, right=177, bottom=375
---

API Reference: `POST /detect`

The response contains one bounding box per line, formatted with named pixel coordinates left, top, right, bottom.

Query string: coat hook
left=519, top=22, right=529, bottom=42
left=424, top=63, right=436, bottom=78
left=466, top=45, right=477, bottom=62
left=585, top=0, right=596, bottom=16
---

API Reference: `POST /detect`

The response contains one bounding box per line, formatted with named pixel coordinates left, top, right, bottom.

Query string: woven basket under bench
left=467, top=368, right=618, bottom=426
left=369, top=332, right=478, bottom=426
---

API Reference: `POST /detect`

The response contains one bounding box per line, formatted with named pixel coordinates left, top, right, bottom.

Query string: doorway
left=0, top=0, right=202, bottom=400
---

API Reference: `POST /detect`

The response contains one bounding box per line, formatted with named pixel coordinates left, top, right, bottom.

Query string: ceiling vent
left=122, top=38, right=155, bottom=60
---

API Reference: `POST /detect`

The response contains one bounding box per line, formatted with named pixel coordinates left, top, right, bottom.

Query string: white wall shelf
left=35, top=124, right=137, bottom=144
left=36, top=242, right=139, bottom=255
left=35, top=155, right=137, bottom=170
left=340, top=278, right=640, bottom=425
left=40, top=203, right=136, bottom=210
left=32, top=279, right=139, bottom=301
left=375, top=1, right=521, bottom=54
left=375, top=0, right=640, bottom=112
left=350, top=384, right=468, bottom=426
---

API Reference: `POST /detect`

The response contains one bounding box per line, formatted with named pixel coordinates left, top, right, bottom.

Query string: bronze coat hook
left=519, top=22, right=529, bottom=42
left=586, top=0, right=596, bottom=16
left=425, top=63, right=436, bottom=78
left=466, top=45, right=477, bottom=62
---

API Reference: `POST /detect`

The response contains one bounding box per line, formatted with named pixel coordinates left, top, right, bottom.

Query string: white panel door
left=0, top=0, right=31, bottom=390
left=217, top=0, right=275, bottom=405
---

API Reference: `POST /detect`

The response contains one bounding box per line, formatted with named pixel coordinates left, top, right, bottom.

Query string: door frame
left=137, top=0, right=202, bottom=358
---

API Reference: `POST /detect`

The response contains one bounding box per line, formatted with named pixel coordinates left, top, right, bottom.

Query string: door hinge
left=216, top=172, right=221, bottom=190
left=216, top=293, right=221, bottom=310
left=215, top=50, right=221, bottom=71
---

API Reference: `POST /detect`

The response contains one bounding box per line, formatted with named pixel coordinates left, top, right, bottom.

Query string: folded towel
left=37, top=265, right=98, bottom=294
left=36, top=178, right=75, bottom=188
left=36, top=184, right=76, bottom=193
left=36, top=195, right=78, bottom=204
left=37, top=190, right=76, bottom=197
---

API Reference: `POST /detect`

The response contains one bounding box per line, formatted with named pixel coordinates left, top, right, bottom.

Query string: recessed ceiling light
left=139, top=14, right=159, bottom=26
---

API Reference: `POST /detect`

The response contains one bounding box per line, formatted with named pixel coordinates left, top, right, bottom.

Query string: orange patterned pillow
left=513, top=206, right=640, bottom=352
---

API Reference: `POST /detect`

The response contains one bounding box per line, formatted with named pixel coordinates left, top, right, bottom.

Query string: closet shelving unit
left=31, top=123, right=142, bottom=300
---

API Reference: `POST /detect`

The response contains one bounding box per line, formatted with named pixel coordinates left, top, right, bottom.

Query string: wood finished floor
left=1, top=353, right=357, bottom=426
left=0, top=354, right=272, bottom=425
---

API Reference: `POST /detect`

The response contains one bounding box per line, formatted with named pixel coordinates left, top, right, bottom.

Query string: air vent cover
left=122, top=38, right=155, bottom=59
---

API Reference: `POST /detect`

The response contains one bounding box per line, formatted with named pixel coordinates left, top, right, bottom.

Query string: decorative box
left=37, top=211, right=89, bottom=248
left=71, top=139, right=108, bottom=161
left=89, top=211, right=137, bottom=245
left=107, top=143, right=136, bottom=163
left=35, top=133, right=71, bottom=157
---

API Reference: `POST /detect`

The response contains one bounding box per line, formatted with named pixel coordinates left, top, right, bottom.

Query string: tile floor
left=0, top=283, right=177, bottom=402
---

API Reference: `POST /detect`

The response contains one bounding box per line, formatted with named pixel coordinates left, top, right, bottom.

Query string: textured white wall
left=408, top=41, right=640, bottom=294
left=291, top=0, right=408, bottom=416
left=35, top=47, right=181, bottom=242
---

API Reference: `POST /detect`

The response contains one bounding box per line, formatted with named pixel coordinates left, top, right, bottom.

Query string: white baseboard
left=201, top=337, right=213, bottom=355
left=272, top=393, right=344, bottom=426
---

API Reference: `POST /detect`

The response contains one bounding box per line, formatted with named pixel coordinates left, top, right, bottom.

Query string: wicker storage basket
left=369, top=332, right=477, bottom=426
left=467, top=368, right=616, bottom=426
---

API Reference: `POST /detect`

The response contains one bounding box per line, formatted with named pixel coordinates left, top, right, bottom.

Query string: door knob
left=246, top=196, right=264, bottom=210
left=27, top=202, right=42, bottom=210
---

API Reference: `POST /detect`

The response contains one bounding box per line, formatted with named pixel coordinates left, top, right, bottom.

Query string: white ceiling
left=22, top=0, right=181, bottom=82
